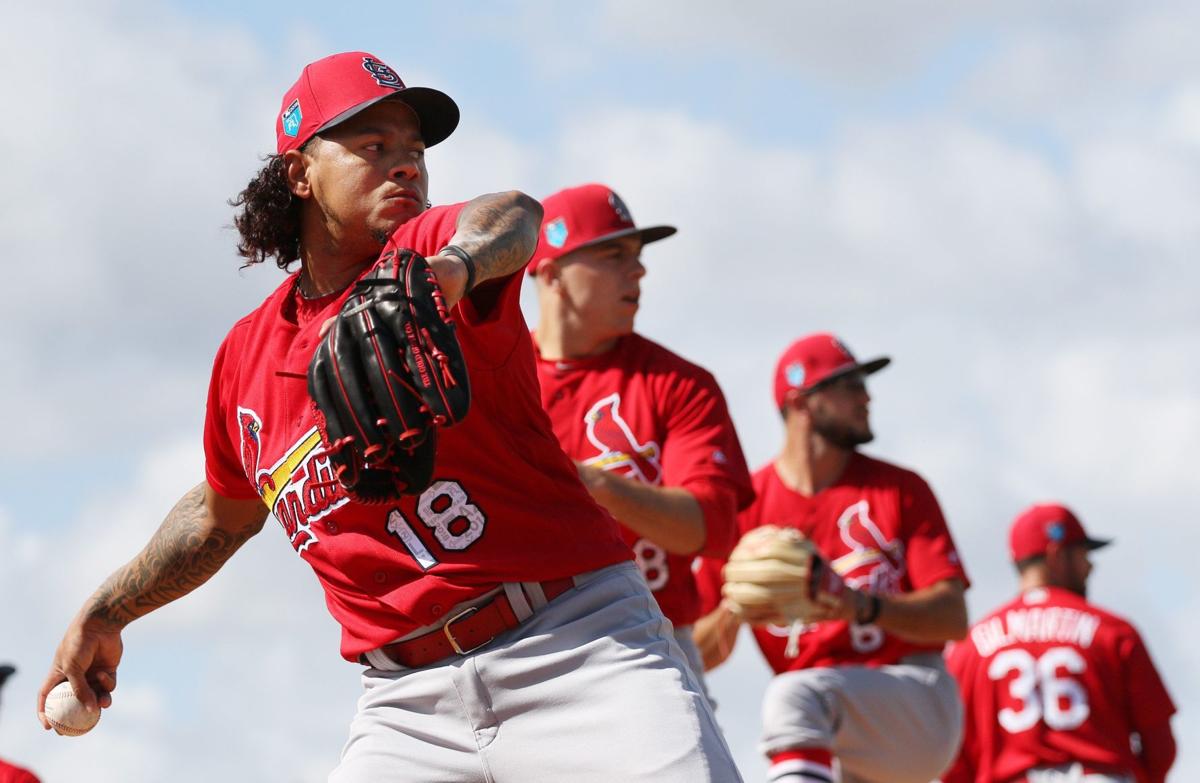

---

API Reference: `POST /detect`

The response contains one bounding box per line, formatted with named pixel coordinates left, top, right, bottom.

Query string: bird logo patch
left=582, top=393, right=662, bottom=485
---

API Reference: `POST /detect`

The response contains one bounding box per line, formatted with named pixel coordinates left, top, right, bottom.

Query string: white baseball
left=44, top=681, right=100, bottom=736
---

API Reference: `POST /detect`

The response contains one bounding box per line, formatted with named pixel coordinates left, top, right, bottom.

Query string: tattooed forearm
left=451, top=191, right=543, bottom=284
left=86, top=484, right=263, bottom=628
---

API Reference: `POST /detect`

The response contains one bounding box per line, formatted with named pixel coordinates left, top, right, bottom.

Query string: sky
left=0, top=0, right=1197, bottom=780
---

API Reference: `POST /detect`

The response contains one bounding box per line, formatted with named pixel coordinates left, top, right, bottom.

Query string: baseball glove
left=307, top=248, right=470, bottom=503
left=721, top=525, right=847, bottom=625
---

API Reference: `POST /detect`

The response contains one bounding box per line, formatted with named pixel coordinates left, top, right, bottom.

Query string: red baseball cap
left=1009, top=502, right=1112, bottom=562
left=276, top=52, right=459, bottom=154
left=527, top=183, right=676, bottom=275
left=773, top=333, right=890, bottom=409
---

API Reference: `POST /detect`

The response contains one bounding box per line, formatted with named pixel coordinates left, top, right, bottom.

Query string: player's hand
left=427, top=253, right=470, bottom=308
left=805, top=587, right=856, bottom=624
left=38, top=616, right=124, bottom=729
left=694, top=601, right=742, bottom=671
left=574, top=462, right=626, bottom=508
left=574, top=461, right=607, bottom=490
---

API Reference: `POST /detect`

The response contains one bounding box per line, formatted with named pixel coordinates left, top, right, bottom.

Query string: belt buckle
left=442, top=605, right=490, bottom=655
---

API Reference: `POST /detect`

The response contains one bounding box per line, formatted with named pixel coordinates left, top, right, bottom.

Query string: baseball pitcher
left=38, top=52, right=741, bottom=782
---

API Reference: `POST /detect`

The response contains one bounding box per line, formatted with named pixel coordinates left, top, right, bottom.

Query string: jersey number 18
left=385, top=480, right=487, bottom=569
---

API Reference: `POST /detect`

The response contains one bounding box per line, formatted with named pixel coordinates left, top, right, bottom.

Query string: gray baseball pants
left=673, top=623, right=716, bottom=708
left=761, top=652, right=962, bottom=783
left=1024, top=765, right=1133, bottom=783
left=330, top=562, right=742, bottom=782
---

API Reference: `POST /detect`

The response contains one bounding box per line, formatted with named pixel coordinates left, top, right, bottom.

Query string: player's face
left=301, top=100, right=429, bottom=255
left=807, top=372, right=874, bottom=449
left=556, top=236, right=646, bottom=344
left=1064, top=545, right=1093, bottom=597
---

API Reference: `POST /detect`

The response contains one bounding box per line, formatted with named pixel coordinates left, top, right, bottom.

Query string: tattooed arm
left=37, top=482, right=267, bottom=727
left=428, top=191, right=543, bottom=307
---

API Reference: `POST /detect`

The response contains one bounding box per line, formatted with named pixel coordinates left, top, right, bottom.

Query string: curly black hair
left=229, top=145, right=309, bottom=269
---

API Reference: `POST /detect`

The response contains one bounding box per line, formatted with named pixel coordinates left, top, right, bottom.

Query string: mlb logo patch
left=785, top=361, right=806, bottom=388
left=282, top=99, right=303, bottom=138
left=545, top=217, right=568, bottom=248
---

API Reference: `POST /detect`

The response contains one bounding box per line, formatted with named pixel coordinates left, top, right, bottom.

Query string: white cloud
left=4, top=436, right=355, bottom=782
left=0, top=0, right=284, bottom=461
left=2, top=0, right=1198, bottom=780
left=964, top=2, right=1200, bottom=124
left=597, top=0, right=983, bottom=86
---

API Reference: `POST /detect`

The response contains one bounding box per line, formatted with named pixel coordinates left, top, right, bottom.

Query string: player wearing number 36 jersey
left=942, top=503, right=1176, bottom=783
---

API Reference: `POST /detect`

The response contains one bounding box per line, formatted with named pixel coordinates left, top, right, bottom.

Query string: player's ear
left=282, top=148, right=313, bottom=199
left=782, top=389, right=811, bottom=422
left=1043, top=542, right=1067, bottom=576
left=534, top=258, right=561, bottom=288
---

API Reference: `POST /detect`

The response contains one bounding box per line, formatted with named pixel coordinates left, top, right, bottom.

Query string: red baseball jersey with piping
left=535, top=333, right=754, bottom=626
left=697, top=453, right=968, bottom=671
left=941, top=587, right=1176, bottom=783
left=203, top=204, right=631, bottom=661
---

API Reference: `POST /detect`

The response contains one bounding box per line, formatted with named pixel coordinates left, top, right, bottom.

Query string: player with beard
left=942, top=503, right=1176, bottom=783
left=694, top=333, right=970, bottom=783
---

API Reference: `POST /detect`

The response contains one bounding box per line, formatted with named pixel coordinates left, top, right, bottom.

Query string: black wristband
left=438, top=244, right=476, bottom=295
left=855, top=592, right=882, bottom=626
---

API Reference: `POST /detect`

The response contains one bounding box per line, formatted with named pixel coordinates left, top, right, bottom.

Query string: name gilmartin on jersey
left=969, top=592, right=1101, bottom=658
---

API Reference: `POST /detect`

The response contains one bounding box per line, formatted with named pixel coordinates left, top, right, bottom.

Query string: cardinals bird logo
left=237, top=407, right=276, bottom=496
left=582, top=393, right=662, bottom=485
left=830, top=500, right=905, bottom=593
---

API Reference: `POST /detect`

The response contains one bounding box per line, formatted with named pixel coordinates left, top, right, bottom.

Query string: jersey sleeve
left=939, top=640, right=979, bottom=783
left=202, top=338, right=259, bottom=501
left=693, top=555, right=726, bottom=617
left=659, top=368, right=755, bottom=557
left=1120, top=625, right=1177, bottom=731
left=695, top=496, right=764, bottom=615
left=387, top=202, right=464, bottom=257
left=388, top=201, right=527, bottom=368
left=900, top=472, right=969, bottom=590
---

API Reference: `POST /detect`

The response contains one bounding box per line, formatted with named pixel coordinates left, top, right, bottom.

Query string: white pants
left=1025, top=765, right=1133, bottom=783
left=330, top=562, right=742, bottom=783
left=673, top=624, right=716, bottom=708
left=761, top=653, right=962, bottom=783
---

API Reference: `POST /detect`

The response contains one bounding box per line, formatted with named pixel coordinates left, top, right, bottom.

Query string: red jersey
left=696, top=453, right=968, bottom=672
left=942, top=587, right=1176, bottom=783
left=534, top=333, right=754, bottom=626
left=0, top=759, right=39, bottom=783
left=203, top=204, right=631, bottom=660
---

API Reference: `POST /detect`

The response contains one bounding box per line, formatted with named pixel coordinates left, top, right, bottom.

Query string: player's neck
left=296, top=222, right=382, bottom=297
left=1018, top=569, right=1085, bottom=599
left=535, top=317, right=621, bottom=360
left=776, top=434, right=852, bottom=496
left=1018, top=571, right=1050, bottom=594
